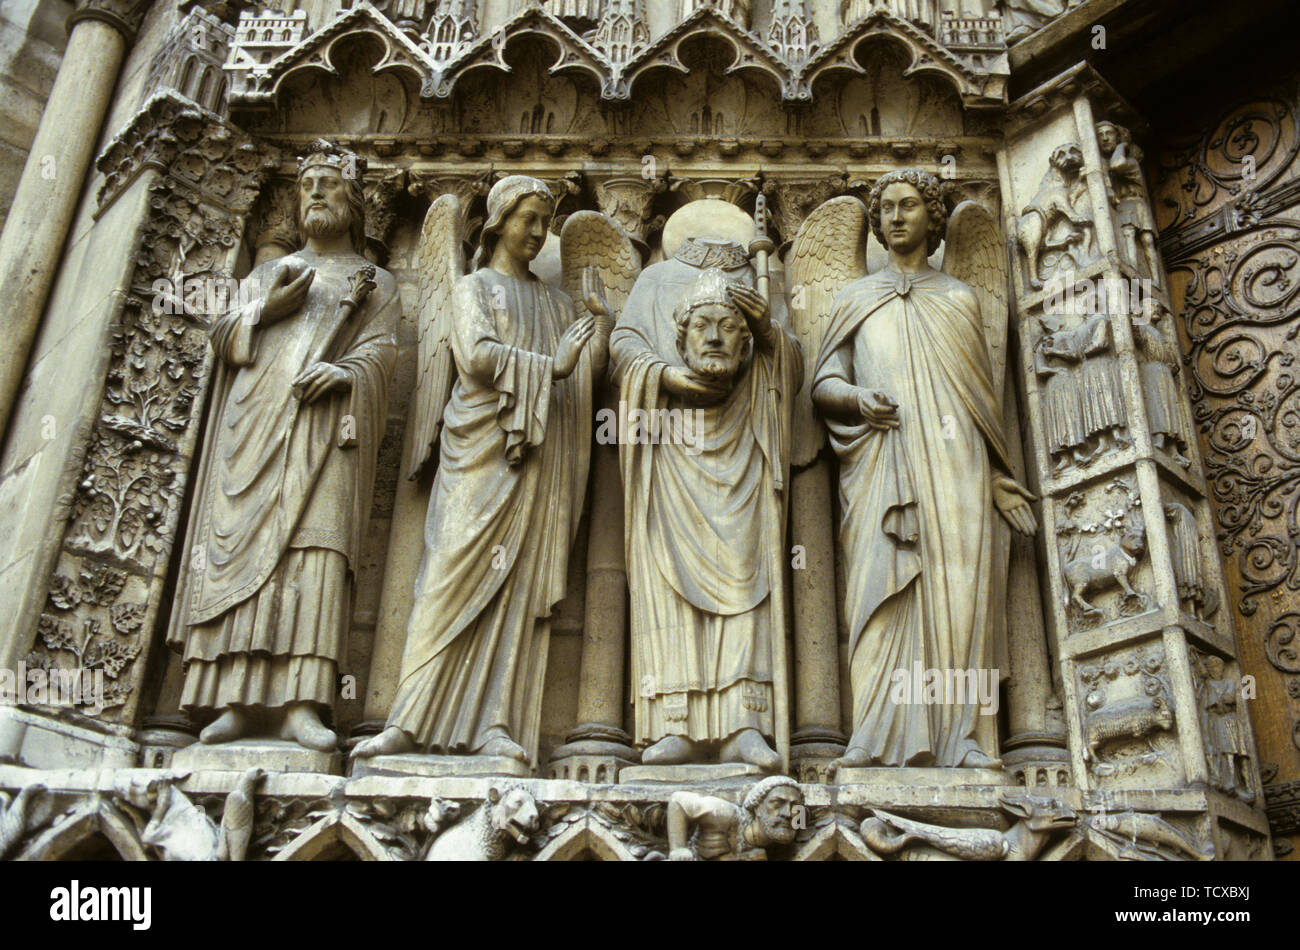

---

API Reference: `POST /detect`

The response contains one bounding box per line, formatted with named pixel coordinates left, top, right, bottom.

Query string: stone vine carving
left=26, top=94, right=276, bottom=723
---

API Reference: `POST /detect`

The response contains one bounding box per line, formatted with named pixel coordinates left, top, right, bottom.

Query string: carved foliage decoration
left=24, top=94, right=276, bottom=722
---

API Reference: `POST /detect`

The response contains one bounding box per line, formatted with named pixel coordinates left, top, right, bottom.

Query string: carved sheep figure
left=1084, top=693, right=1175, bottom=762
left=1063, top=521, right=1149, bottom=617
left=425, top=786, right=539, bottom=862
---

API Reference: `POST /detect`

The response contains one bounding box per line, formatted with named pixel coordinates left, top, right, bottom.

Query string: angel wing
left=784, top=195, right=869, bottom=466
left=560, top=210, right=641, bottom=331
left=406, top=193, right=466, bottom=481
left=941, top=200, right=1011, bottom=394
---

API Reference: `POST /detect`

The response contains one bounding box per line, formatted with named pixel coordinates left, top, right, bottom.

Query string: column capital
left=68, top=0, right=154, bottom=44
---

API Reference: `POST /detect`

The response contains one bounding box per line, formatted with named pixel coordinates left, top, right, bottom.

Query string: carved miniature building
left=0, top=0, right=1294, bottom=863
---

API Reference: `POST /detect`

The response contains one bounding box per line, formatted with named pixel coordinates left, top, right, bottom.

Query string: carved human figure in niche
left=1014, top=143, right=1095, bottom=289
left=1033, top=315, right=1089, bottom=473
left=1194, top=653, right=1255, bottom=803
left=1134, top=299, right=1193, bottom=467
left=168, top=140, right=398, bottom=751
left=666, top=776, right=803, bottom=861
left=1164, top=501, right=1219, bottom=620
left=1097, top=121, right=1161, bottom=282
left=612, top=237, right=801, bottom=770
left=1069, top=312, right=1129, bottom=458
left=811, top=169, right=1036, bottom=769
left=352, top=176, right=609, bottom=768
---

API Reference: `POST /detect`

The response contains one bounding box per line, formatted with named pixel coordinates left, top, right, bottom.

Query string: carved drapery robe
left=611, top=241, right=800, bottom=749
left=386, top=269, right=592, bottom=765
left=813, top=267, right=1010, bottom=767
left=1072, top=313, right=1125, bottom=444
left=1034, top=330, right=1086, bottom=462
left=168, top=250, right=398, bottom=714
left=1134, top=322, right=1193, bottom=452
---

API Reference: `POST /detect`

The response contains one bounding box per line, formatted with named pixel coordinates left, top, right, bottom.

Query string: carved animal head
left=486, top=786, right=539, bottom=845
left=1119, top=520, right=1147, bottom=556
left=999, top=794, right=1077, bottom=833
left=1048, top=143, right=1085, bottom=179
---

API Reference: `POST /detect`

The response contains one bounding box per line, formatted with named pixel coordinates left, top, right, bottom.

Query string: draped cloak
left=167, top=250, right=398, bottom=713
left=812, top=267, right=1011, bottom=767
left=386, top=269, right=592, bottom=765
left=611, top=248, right=800, bottom=747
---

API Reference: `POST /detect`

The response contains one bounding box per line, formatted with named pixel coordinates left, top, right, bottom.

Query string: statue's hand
left=261, top=262, right=315, bottom=325
left=582, top=266, right=612, bottom=326
left=857, top=389, right=899, bottom=430
left=663, top=365, right=730, bottom=404
left=554, top=316, right=596, bottom=379
left=992, top=474, right=1037, bottom=536
left=293, top=362, right=350, bottom=403
left=727, top=284, right=775, bottom=348
left=669, top=847, right=696, bottom=862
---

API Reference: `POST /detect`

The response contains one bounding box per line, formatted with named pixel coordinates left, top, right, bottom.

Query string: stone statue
left=1014, top=142, right=1094, bottom=289
left=860, top=793, right=1077, bottom=861
left=808, top=169, right=1036, bottom=769
left=666, top=776, right=803, bottom=860
left=1070, top=312, right=1129, bottom=458
left=1034, top=315, right=1089, bottom=472
left=424, top=786, right=540, bottom=861
left=168, top=139, right=399, bottom=751
left=1097, top=121, right=1161, bottom=281
left=1134, top=300, right=1193, bottom=467
left=611, top=220, right=802, bottom=770
left=353, top=176, right=617, bottom=768
left=1194, top=653, right=1254, bottom=802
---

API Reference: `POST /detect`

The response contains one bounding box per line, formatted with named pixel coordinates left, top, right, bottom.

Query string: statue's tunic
left=611, top=241, right=800, bottom=748
left=1134, top=322, right=1192, bottom=449
left=813, top=267, right=1010, bottom=767
left=386, top=269, right=592, bottom=764
left=168, top=250, right=398, bottom=713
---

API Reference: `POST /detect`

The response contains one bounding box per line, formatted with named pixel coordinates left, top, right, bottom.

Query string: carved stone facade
left=0, top=0, right=1289, bottom=871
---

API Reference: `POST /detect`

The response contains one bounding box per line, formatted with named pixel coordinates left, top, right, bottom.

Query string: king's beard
left=299, top=204, right=352, bottom=243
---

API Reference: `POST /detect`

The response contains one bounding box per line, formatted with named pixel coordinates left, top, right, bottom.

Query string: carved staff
left=292, top=262, right=377, bottom=448
left=750, top=194, right=775, bottom=306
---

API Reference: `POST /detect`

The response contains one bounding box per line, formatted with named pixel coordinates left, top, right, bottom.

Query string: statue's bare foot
left=832, top=746, right=874, bottom=771
left=350, top=726, right=414, bottom=760
left=719, top=729, right=781, bottom=771
left=475, top=735, right=529, bottom=764
left=957, top=748, right=1002, bottom=769
left=641, top=735, right=697, bottom=765
left=279, top=704, right=337, bottom=752
left=200, top=708, right=249, bottom=745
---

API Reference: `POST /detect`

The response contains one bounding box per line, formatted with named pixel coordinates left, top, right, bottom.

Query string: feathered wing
left=560, top=210, right=641, bottom=331
left=941, top=200, right=1010, bottom=394
left=407, top=193, right=466, bottom=480
left=785, top=195, right=869, bottom=466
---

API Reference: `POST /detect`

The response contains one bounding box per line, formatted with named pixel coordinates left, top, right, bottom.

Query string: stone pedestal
left=834, top=767, right=1008, bottom=788
left=350, top=753, right=533, bottom=780
left=172, top=740, right=343, bottom=776
left=620, top=763, right=765, bottom=785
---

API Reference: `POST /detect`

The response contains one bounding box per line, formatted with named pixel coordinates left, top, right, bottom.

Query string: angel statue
left=801, top=168, right=1037, bottom=770
left=612, top=205, right=801, bottom=772
left=353, top=175, right=629, bottom=770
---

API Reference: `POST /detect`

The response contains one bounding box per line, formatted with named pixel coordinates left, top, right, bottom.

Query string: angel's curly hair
left=868, top=168, right=947, bottom=256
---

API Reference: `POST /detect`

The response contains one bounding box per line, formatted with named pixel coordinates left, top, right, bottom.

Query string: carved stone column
left=546, top=175, right=664, bottom=781
left=0, top=94, right=274, bottom=767
left=0, top=0, right=151, bottom=443
left=999, top=64, right=1269, bottom=857
left=763, top=175, right=851, bottom=782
